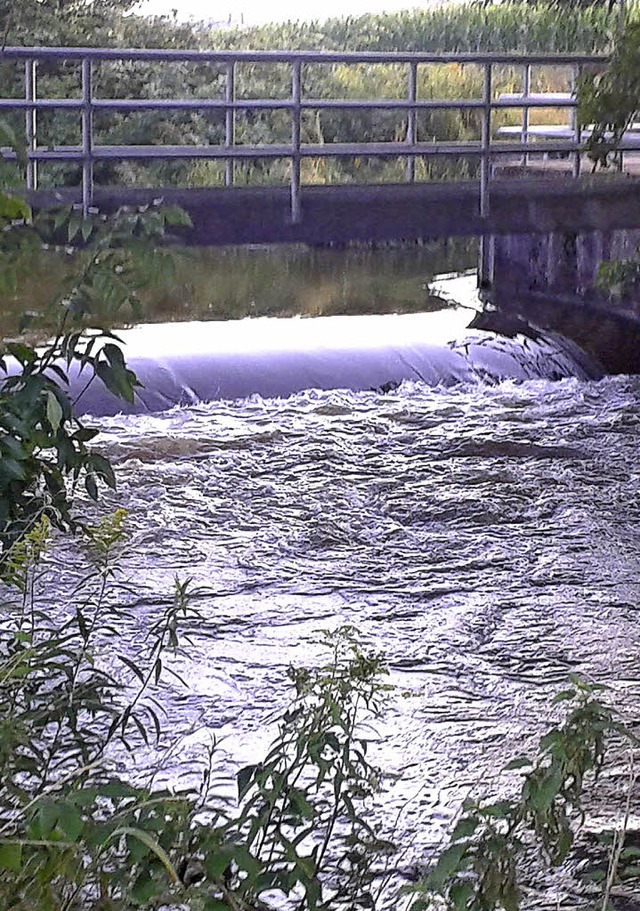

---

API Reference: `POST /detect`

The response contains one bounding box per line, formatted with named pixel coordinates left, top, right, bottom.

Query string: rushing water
left=28, top=269, right=640, bottom=906
left=69, top=345, right=640, bottom=905
left=70, top=274, right=600, bottom=414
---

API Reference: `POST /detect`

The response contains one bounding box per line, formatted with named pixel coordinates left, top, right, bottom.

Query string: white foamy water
left=54, top=364, right=640, bottom=905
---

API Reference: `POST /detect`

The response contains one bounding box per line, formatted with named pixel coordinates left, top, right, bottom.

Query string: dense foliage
left=573, top=15, right=640, bottom=302
left=1, top=0, right=620, bottom=52
left=579, top=17, right=640, bottom=167
left=409, top=679, right=630, bottom=911
left=0, top=0, right=196, bottom=47
left=0, top=2, right=620, bottom=192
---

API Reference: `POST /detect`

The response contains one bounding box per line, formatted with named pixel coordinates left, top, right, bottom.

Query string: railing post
left=572, top=63, right=581, bottom=178
left=225, top=61, right=235, bottom=187
left=406, top=60, right=417, bottom=183
left=522, top=63, right=530, bottom=167
left=25, top=59, right=37, bottom=191
left=478, top=62, right=493, bottom=294
left=81, top=57, right=93, bottom=218
left=290, top=58, right=302, bottom=224
left=480, top=61, right=492, bottom=218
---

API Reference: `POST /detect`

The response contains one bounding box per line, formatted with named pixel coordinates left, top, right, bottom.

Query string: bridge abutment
left=483, top=228, right=640, bottom=374
left=486, top=228, right=640, bottom=308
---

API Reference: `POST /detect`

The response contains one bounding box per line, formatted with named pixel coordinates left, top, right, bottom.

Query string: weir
left=70, top=305, right=603, bottom=416
left=6, top=44, right=640, bottom=377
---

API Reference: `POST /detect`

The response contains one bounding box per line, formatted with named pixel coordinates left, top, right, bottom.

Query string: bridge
left=4, top=43, right=640, bottom=372
left=3, top=44, right=637, bottom=239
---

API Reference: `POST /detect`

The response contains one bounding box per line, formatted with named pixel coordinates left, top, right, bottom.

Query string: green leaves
left=161, top=205, right=194, bottom=228
left=222, top=627, right=390, bottom=910
left=0, top=362, right=106, bottom=558
left=95, top=343, right=139, bottom=404
left=237, top=764, right=259, bottom=801
left=28, top=799, right=85, bottom=842
left=108, top=827, right=180, bottom=884
left=578, top=20, right=640, bottom=170
left=0, top=842, right=22, bottom=873
left=45, top=390, right=64, bottom=433
left=0, top=193, right=31, bottom=224
left=5, top=342, right=36, bottom=367
left=410, top=679, right=622, bottom=911
left=427, top=843, right=468, bottom=891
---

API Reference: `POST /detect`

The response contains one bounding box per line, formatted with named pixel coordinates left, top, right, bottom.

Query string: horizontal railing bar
left=90, top=98, right=491, bottom=111
left=309, top=99, right=485, bottom=110
left=0, top=97, right=581, bottom=113
left=0, top=98, right=84, bottom=109
left=2, top=139, right=598, bottom=162
left=0, top=45, right=608, bottom=67
left=497, top=91, right=573, bottom=100
left=93, top=98, right=288, bottom=110
left=493, top=97, right=576, bottom=108
left=27, top=98, right=488, bottom=112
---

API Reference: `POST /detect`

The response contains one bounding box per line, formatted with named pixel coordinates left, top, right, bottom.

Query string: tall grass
left=186, top=4, right=619, bottom=188
left=210, top=2, right=618, bottom=54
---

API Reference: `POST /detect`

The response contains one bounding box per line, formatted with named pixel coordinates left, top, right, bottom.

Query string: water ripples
left=63, top=372, right=640, bottom=894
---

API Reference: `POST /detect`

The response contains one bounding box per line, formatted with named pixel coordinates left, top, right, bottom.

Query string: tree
left=579, top=17, right=640, bottom=169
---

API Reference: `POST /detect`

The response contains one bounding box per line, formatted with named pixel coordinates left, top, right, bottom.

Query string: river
left=21, top=258, right=640, bottom=911
left=45, top=268, right=636, bottom=908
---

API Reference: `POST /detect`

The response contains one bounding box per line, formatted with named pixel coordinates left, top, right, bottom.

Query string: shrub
left=0, top=514, right=392, bottom=909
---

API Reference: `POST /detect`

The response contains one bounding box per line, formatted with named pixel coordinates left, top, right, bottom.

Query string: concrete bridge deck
left=29, top=176, right=640, bottom=246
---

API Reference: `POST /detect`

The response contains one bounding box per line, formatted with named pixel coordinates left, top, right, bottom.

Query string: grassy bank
left=0, top=240, right=477, bottom=338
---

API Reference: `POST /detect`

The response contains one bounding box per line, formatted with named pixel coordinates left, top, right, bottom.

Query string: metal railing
left=0, top=46, right=608, bottom=221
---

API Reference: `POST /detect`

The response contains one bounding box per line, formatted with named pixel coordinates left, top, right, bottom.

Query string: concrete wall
left=28, top=177, right=640, bottom=246
left=484, top=229, right=640, bottom=374
left=487, top=229, right=640, bottom=309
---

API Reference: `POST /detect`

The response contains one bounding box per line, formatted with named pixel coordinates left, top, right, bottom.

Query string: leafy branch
left=409, top=677, right=632, bottom=911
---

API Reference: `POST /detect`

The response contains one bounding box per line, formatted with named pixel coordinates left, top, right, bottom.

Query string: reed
left=211, top=2, right=617, bottom=54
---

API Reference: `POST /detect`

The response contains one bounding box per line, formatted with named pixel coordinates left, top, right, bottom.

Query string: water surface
left=74, top=364, right=640, bottom=906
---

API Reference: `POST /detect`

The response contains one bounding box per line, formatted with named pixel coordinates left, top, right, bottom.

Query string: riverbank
left=0, top=241, right=476, bottom=340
